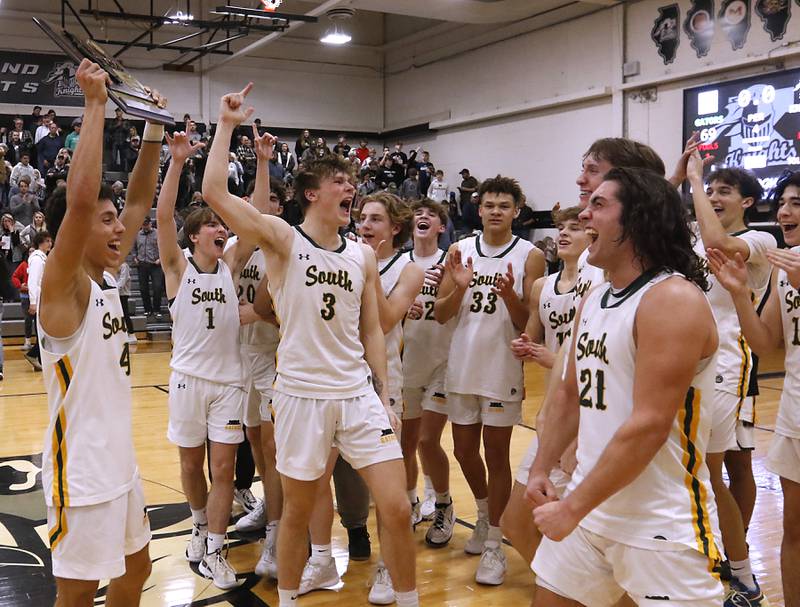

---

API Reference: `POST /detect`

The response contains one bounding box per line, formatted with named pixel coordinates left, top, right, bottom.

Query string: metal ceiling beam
left=211, top=5, right=318, bottom=23
left=78, top=9, right=285, bottom=33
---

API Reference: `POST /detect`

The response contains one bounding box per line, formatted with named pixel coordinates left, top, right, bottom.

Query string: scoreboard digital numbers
left=683, top=67, right=800, bottom=194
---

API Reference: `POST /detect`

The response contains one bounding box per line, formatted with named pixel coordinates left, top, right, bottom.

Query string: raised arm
left=39, top=60, right=105, bottom=337
left=157, top=131, right=204, bottom=298
left=434, top=244, right=472, bottom=323
left=375, top=262, right=424, bottom=334
left=118, top=94, right=167, bottom=261
left=707, top=248, right=783, bottom=355
left=202, top=84, right=291, bottom=260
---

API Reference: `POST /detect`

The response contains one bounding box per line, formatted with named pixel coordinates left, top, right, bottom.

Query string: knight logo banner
left=0, top=51, right=84, bottom=106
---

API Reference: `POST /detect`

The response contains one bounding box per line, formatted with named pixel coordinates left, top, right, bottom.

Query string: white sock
left=191, top=507, right=208, bottom=527
left=476, top=497, right=489, bottom=520
left=278, top=588, right=298, bottom=606
left=730, top=558, right=757, bottom=592
left=423, top=475, right=434, bottom=494
left=435, top=491, right=451, bottom=504
left=206, top=532, right=224, bottom=554
left=395, top=589, right=420, bottom=607
left=407, top=489, right=418, bottom=503
left=311, top=543, right=331, bottom=561
left=485, top=525, right=503, bottom=549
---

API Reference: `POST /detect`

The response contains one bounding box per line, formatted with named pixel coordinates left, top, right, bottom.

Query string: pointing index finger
left=240, top=82, right=254, bottom=97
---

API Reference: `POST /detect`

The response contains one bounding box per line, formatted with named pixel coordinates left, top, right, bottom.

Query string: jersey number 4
left=119, top=342, right=131, bottom=376
left=579, top=368, right=606, bottom=410
left=320, top=292, right=336, bottom=321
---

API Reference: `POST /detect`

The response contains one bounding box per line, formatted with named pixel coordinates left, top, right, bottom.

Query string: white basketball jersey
left=271, top=227, right=372, bottom=398
left=446, top=234, right=534, bottom=400
left=403, top=249, right=456, bottom=388
left=238, top=247, right=281, bottom=353
left=379, top=251, right=412, bottom=403
left=777, top=256, right=800, bottom=439
left=575, top=248, right=605, bottom=301
left=693, top=226, right=775, bottom=397
left=39, top=273, right=138, bottom=507
left=538, top=271, right=578, bottom=352
left=169, top=258, right=243, bottom=386
left=569, top=272, right=721, bottom=560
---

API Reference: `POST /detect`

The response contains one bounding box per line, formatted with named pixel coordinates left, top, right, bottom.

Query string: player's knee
left=379, top=496, right=412, bottom=528
left=484, top=443, right=511, bottom=468
left=56, top=581, right=97, bottom=605
left=125, top=549, right=152, bottom=585
left=784, top=509, right=800, bottom=543
left=180, top=455, right=204, bottom=477
left=210, top=459, right=234, bottom=483
left=453, top=441, right=476, bottom=465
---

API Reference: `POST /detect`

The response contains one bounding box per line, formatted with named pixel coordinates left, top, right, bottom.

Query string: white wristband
left=142, top=123, right=165, bottom=144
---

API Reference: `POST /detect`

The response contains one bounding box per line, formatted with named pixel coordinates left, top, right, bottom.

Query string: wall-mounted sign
left=755, top=0, right=792, bottom=40
left=652, top=4, right=681, bottom=64
left=684, top=0, right=716, bottom=57
left=719, top=0, right=751, bottom=49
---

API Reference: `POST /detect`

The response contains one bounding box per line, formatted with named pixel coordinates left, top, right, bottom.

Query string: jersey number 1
left=205, top=307, right=215, bottom=330
left=579, top=368, right=606, bottom=410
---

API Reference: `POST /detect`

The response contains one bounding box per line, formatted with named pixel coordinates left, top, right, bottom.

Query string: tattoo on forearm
left=370, top=370, right=384, bottom=397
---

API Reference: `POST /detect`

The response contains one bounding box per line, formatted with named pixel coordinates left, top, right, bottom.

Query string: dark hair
left=603, top=167, right=708, bottom=291
left=708, top=167, right=763, bottom=222
left=478, top=175, right=524, bottom=207
left=294, top=156, right=354, bottom=212
left=184, top=207, right=222, bottom=253
left=45, top=183, right=114, bottom=242
left=552, top=205, right=582, bottom=225
left=33, top=230, right=52, bottom=249
left=772, top=171, right=800, bottom=212
left=411, top=198, right=449, bottom=228
left=270, top=177, right=287, bottom=207
left=360, top=192, right=413, bottom=248
left=585, top=138, right=666, bottom=176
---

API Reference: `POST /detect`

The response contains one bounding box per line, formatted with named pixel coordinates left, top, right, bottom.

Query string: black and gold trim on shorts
left=51, top=356, right=73, bottom=508
left=48, top=505, right=68, bottom=550
left=679, top=387, right=721, bottom=574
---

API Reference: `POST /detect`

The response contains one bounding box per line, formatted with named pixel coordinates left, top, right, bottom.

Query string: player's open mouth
left=781, top=222, right=797, bottom=235
left=712, top=206, right=724, bottom=216
left=108, top=241, right=120, bottom=252
left=585, top=228, right=598, bottom=242
left=416, top=219, right=431, bottom=232
left=214, top=237, right=225, bottom=247
left=579, top=190, right=591, bottom=199
left=340, top=199, right=352, bottom=212
left=558, top=238, right=571, bottom=247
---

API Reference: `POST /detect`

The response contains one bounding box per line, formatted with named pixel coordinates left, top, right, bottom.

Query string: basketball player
left=297, top=192, right=422, bottom=603
left=157, top=131, right=247, bottom=590
left=686, top=149, right=773, bottom=605
left=529, top=167, right=723, bottom=606
left=706, top=171, right=800, bottom=607
left=38, top=59, right=163, bottom=605
left=228, top=129, right=286, bottom=581
left=202, top=84, right=419, bottom=607
left=402, top=199, right=457, bottom=548
left=435, top=176, right=545, bottom=585
left=502, top=205, right=589, bottom=565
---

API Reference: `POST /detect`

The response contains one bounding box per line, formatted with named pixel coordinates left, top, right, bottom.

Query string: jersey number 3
left=320, top=292, right=336, bottom=321
left=579, top=368, right=606, bottom=410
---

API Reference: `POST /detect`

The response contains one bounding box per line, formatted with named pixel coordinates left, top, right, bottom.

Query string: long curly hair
left=605, top=167, right=709, bottom=291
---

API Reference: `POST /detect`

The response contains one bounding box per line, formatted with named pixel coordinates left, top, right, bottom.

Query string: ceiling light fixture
left=320, top=8, right=354, bottom=45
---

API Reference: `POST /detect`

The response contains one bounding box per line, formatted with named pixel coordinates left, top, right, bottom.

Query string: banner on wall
left=684, top=0, right=716, bottom=57
left=718, top=0, right=751, bottom=49
left=0, top=50, right=83, bottom=106
left=652, top=4, right=681, bottom=64
left=755, top=0, right=792, bottom=40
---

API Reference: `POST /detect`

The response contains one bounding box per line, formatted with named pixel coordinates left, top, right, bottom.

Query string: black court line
left=154, top=385, right=170, bottom=394
left=0, top=383, right=170, bottom=399
left=518, top=422, right=537, bottom=432
left=455, top=517, right=513, bottom=548
left=755, top=424, right=775, bottom=433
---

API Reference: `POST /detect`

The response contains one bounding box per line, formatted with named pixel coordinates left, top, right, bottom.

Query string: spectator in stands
left=23, top=229, right=50, bottom=371
left=428, top=169, right=449, bottom=203
left=399, top=167, right=421, bottom=200
left=187, top=120, right=201, bottom=143
left=357, top=171, right=376, bottom=198
left=512, top=200, right=537, bottom=240
left=355, top=138, right=370, bottom=163
left=107, top=108, right=130, bottom=170
left=7, top=131, right=26, bottom=166
left=114, top=261, right=136, bottom=345
left=111, top=180, right=126, bottom=213
left=333, top=134, right=351, bottom=157
left=45, top=151, right=70, bottom=191
left=36, top=122, right=64, bottom=173
left=457, top=168, right=478, bottom=215
left=236, top=135, right=257, bottom=190
left=11, top=254, right=33, bottom=351
left=295, top=129, right=312, bottom=158
left=34, top=115, right=52, bottom=145
left=300, top=139, right=318, bottom=165
left=347, top=148, right=362, bottom=172
left=379, top=146, right=392, bottom=167
left=227, top=152, right=243, bottom=194
left=26, top=106, right=42, bottom=132
left=275, top=142, right=296, bottom=178
left=11, top=117, right=33, bottom=148
left=377, top=156, right=402, bottom=190
left=132, top=216, right=164, bottom=321
left=9, top=177, right=40, bottom=226
left=462, top=190, right=483, bottom=234
left=20, top=210, right=46, bottom=248
left=10, top=151, right=33, bottom=187
left=125, top=135, right=141, bottom=172
left=391, top=142, right=408, bottom=166
left=0, top=144, right=10, bottom=206
left=65, top=118, right=81, bottom=152
left=411, top=150, right=434, bottom=196
left=315, top=136, right=330, bottom=156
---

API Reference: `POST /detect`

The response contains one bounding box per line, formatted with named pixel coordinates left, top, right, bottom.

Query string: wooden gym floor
left=0, top=343, right=788, bottom=606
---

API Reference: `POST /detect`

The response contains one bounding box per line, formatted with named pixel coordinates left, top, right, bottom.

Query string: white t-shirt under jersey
left=169, top=257, right=243, bottom=386
left=446, top=234, right=534, bottom=401
left=39, top=273, right=138, bottom=507
left=569, top=271, right=721, bottom=559
left=777, top=251, right=800, bottom=439
left=403, top=249, right=455, bottom=388
left=379, top=250, right=412, bottom=404
left=692, top=226, right=775, bottom=397
left=270, top=227, right=372, bottom=399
